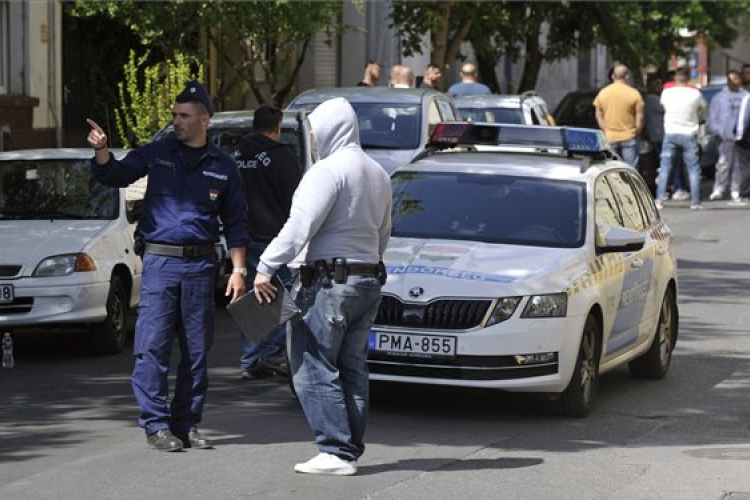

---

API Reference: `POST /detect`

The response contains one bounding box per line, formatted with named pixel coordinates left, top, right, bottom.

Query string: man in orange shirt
left=594, top=64, right=644, bottom=167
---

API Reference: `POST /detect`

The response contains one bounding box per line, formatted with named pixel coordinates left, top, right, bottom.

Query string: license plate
left=0, top=284, right=14, bottom=304
left=369, top=331, right=456, bottom=358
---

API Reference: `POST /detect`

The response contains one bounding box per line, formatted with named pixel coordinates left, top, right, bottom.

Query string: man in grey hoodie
left=253, top=98, right=392, bottom=476
left=707, top=69, right=747, bottom=202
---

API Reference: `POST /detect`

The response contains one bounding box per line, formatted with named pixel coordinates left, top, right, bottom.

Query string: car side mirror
left=598, top=226, right=646, bottom=253
left=126, top=199, right=143, bottom=224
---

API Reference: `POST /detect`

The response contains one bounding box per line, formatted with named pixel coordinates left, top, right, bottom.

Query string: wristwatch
left=232, top=267, right=248, bottom=277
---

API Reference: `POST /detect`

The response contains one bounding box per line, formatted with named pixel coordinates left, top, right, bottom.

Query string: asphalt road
left=1, top=197, right=750, bottom=500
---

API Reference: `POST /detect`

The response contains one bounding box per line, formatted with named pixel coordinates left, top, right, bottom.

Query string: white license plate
left=369, top=331, right=456, bottom=358
left=0, top=284, right=14, bottom=304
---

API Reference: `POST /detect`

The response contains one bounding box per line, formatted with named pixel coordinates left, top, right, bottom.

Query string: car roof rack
left=424, top=122, right=613, bottom=161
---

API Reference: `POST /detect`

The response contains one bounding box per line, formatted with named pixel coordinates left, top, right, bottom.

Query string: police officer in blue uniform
left=87, top=81, right=248, bottom=452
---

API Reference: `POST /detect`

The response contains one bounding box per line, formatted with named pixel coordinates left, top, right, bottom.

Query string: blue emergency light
left=429, top=122, right=610, bottom=156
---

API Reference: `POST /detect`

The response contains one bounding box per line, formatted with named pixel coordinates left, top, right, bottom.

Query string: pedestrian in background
left=392, top=66, right=414, bottom=88
left=231, top=105, right=302, bottom=380
left=86, top=81, right=248, bottom=452
left=655, top=69, right=706, bottom=210
left=253, top=97, right=392, bottom=476
left=389, top=64, right=403, bottom=87
left=419, top=64, right=443, bottom=89
left=593, top=64, right=644, bottom=168
left=730, top=87, right=750, bottom=205
left=741, top=63, right=750, bottom=92
left=357, top=60, right=381, bottom=87
left=448, top=63, right=491, bottom=97
left=658, top=71, right=689, bottom=201
left=708, top=69, right=747, bottom=202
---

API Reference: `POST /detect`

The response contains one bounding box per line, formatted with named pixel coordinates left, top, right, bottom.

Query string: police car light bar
left=428, top=122, right=610, bottom=156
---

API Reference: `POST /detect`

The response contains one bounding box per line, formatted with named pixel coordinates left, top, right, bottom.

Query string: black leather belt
left=301, top=262, right=379, bottom=277
left=144, top=242, right=215, bottom=258
left=344, top=263, right=380, bottom=276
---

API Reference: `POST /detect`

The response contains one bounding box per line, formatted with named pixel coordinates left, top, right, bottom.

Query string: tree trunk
left=475, top=49, right=500, bottom=93
left=431, top=2, right=451, bottom=72
left=518, top=13, right=543, bottom=93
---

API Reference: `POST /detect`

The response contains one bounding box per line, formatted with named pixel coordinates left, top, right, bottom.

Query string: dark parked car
left=554, top=89, right=657, bottom=193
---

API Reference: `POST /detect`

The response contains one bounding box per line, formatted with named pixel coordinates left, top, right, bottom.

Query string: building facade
left=0, top=0, right=61, bottom=150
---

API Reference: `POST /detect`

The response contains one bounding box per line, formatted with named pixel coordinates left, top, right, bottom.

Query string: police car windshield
left=458, top=107, right=524, bottom=125
left=391, top=171, right=586, bottom=248
left=0, top=160, right=118, bottom=220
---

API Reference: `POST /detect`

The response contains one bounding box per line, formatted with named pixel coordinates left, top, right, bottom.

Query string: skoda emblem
left=409, top=287, right=424, bottom=298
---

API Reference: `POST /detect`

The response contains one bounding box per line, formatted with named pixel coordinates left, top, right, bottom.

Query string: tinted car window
left=0, top=160, right=118, bottom=220
left=391, top=172, right=586, bottom=248
left=436, top=98, right=457, bottom=121
left=627, top=172, right=658, bottom=226
left=357, top=103, right=420, bottom=149
left=459, top=107, right=524, bottom=124
left=157, top=125, right=304, bottom=166
left=554, top=91, right=599, bottom=128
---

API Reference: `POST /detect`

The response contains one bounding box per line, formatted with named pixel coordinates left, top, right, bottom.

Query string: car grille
left=0, top=298, right=33, bottom=314
left=375, top=295, right=491, bottom=330
left=0, top=265, right=22, bottom=278
left=368, top=353, right=558, bottom=380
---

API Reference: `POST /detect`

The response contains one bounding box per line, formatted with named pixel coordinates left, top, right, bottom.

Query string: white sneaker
left=731, top=191, right=741, bottom=202
left=672, top=190, right=690, bottom=201
left=709, top=191, right=723, bottom=201
left=728, top=197, right=750, bottom=206
left=655, top=199, right=664, bottom=210
left=294, top=452, right=358, bottom=476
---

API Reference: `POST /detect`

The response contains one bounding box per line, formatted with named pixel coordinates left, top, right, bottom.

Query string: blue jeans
left=239, top=241, right=293, bottom=371
left=611, top=137, right=639, bottom=168
left=657, top=134, right=701, bottom=204
left=289, top=273, right=382, bottom=461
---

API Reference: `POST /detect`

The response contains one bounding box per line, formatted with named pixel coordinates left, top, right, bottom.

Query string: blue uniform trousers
left=131, top=254, right=215, bottom=436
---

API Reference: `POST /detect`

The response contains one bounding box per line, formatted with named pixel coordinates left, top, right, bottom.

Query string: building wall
left=0, top=0, right=59, bottom=149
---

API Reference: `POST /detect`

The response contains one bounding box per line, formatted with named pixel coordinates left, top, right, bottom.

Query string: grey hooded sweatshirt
left=257, top=97, right=392, bottom=275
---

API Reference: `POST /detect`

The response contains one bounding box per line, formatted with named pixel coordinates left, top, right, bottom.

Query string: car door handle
left=657, top=245, right=668, bottom=255
left=631, top=258, right=644, bottom=268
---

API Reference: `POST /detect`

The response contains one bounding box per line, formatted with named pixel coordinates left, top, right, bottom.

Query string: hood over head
left=307, top=97, right=360, bottom=160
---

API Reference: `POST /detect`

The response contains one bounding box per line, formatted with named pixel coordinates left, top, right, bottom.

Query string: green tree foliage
left=390, top=0, right=750, bottom=92
left=115, top=51, right=203, bottom=148
left=71, top=0, right=343, bottom=107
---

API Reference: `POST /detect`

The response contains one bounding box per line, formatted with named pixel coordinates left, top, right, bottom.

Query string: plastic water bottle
left=2, top=333, right=13, bottom=369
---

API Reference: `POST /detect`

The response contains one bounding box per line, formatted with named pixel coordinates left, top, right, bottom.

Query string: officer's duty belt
left=144, top=242, right=215, bottom=259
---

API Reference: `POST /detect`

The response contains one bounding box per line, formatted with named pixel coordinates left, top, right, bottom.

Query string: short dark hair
left=727, top=69, right=741, bottom=78
left=253, top=105, right=283, bottom=134
left=426, top=63, right=440, bottom=71
left=674, top=69, right=689, bottom=83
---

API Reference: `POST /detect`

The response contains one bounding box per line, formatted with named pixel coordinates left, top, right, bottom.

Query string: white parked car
left=0, top=149, right=144, bottom=353
left=370, top=123, right=679, bottom=417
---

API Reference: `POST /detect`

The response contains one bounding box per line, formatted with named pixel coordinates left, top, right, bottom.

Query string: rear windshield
left=293, top=101, right=421, bottom=150
left=0, top=160, right=118, bottom=220
left=391, top=171, right=586, bottom=248
left=459, top=107, right=524, bottom=125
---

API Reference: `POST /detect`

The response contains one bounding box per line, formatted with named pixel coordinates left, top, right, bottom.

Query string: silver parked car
left=287, top=87, right=460, bottom=173
left=456, top=92, right=555, bottom=126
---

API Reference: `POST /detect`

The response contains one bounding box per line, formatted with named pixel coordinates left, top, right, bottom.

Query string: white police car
left=370, top=123, right=678, bottom=417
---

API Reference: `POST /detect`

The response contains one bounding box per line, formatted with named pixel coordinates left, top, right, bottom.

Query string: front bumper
left=367, top=314, right=585, bottom=393
left=0, top=279, right=111, bottom=327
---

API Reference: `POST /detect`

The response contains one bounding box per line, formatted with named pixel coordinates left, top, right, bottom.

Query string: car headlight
left=485, top=297, right=522, bottom=326
left=33, top=254, right=97, bottom=277
left=521, top=293, right=567, bottom=318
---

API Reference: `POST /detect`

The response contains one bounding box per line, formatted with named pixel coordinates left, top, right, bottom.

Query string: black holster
left=377, top=260, right=387, bottom=285
left=133, top=224, right=145, bottom=258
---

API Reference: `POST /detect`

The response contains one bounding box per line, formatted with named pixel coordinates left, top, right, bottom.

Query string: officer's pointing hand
left=86, top=119, right=108, bottom=150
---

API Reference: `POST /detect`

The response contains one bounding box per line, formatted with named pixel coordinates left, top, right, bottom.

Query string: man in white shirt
left=655, top=70, right=706, bottom=210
